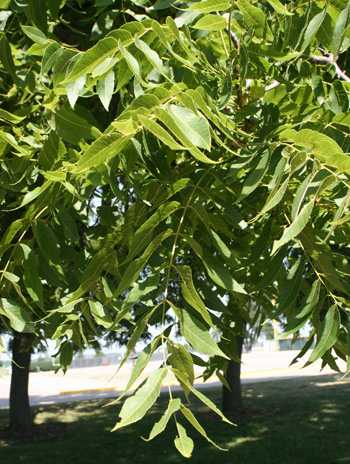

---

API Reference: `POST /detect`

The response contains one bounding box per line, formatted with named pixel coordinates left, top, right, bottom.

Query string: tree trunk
left=222, top=334, right=244, bottom=413
left=9, top=331, right=32, bottom=431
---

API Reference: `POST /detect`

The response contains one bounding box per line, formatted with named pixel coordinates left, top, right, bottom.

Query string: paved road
left=0, top=350, right=345, bottom=409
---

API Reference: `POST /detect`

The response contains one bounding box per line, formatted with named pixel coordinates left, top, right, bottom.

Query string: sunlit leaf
left=0, top=298, right=35, bottom=333
left=146, top=398, right=181, bottom=441
left=97, top=70, right=115, bottom=111
left=307, top=305, right=340, bottom=364
left=180, top=309, right=228, bottom=358
left=174, top=423, right=194, bottom=458
left=192, top=14, right=227, bottom=31
left=112, top=368, right=167, bottom=431
left=271, top=199, right=314, bottom=255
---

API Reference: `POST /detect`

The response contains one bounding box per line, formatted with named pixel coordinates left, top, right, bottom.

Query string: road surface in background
left=0, top=350, right=346, bottom=409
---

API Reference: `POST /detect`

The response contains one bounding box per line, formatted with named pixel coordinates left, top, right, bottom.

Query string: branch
left=305, top=54, right=350, bottom=82
left=275, top=53, right=350, bottom=82
left=224, top=27, right=239, bottom=50
left=266, top=81, right=280, bottom=91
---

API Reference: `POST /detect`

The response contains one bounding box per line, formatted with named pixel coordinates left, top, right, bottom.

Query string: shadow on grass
left=0, top=374, right=349, bottom=464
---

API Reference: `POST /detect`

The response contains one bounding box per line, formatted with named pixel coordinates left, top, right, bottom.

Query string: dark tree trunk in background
left=9, top=331, right=32, bottom=431
left=222, top=334, right=244, bottom=413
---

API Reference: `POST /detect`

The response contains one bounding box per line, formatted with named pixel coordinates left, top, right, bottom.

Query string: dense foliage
left=1, top=0, right=350, bottom=456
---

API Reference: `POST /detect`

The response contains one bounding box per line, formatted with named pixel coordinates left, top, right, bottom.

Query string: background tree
left=1, top=0, right=350, bottom=457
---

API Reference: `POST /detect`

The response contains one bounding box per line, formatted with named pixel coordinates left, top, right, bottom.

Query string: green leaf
left=333, top=2, right=350, bottom=57
left=118, top=304, right=164, bottom=378
left=38, top=131, right=66, bottom=170
left=112, top=368, right=167, bottom=431
left=291, top=173, right=312, bottom=221
left=35, top=219, right=63, bottom=279
left=126, top=201, right=180, bottom=263
left=21, top=25, right=49, bottom=44
left=218, top=71, right=232, bottom=109
left=89, top=300, right=113, bottom=328
left=167, top=104, right=211, bottom=150
left=210, top=229, right=239, bottom=269
left=54, top=105, right=101, bottom=145
left=27, top=0, right=47, bottom=34
left=269, top=258, right=304, bottom=320
left=174, top=423, right=194, bottom=458
left=42, top=42, right=63, bottom=74
left=49, top=0, right=61, bottom=19
left=327, top=80, right=349, bottom=114
left=279, top=280, right=321, bottom=338
left=279, top=128, right=348, bottom=172
left=21, top=244, right=44, bottom=310
left=15, top=182, right=51, bottom=210
left=324, top=188, right=350, bottom=242
left=154, top=107, right=217, bottom=163
left=50, top=299, right=86, bottom=315
left=112, top=335, right=163, bottom=405
left=0, top=108, right=25, bottom=124
left=53, top=49, right=78, bottom=86
left=240, top=43, right=249, bottom=81
left=97, top=70, right=115, bottom=111
left=118, top=39, right=146, bottom=85
left=300, top=6, right=327, bottom=53
left=0, top=36, right=18, bottom=83
left=290, top=330, right=315, bottom=366
left=186, top=0, right=230, bottom=13
left=146, top=398, right=181, bottom=441
left=174, top=369, right=233, bottom=424
left=271, top=198, right=314, bottom=255
left=0, top=298, right=35, bottom=333
left=254, top=245, right=287, bottom=291
left=307, top=305, right=340, bottom=364
left=240, top=152, right=270, bottom=199
left=299, top=229, right=346, bottom=293
left=69, top=248, right=117, bottom=301
left=66, top=75, right=87, bottom=108
left=115, top=230, right=173, bottom=297
left=3, top=271, right=20, bottom=283
left=63, top=37, right=119, bottom=84
left=175, top=265, right=213, bottom=326
left=180, top=309, right=228, bottom=358
left=83, top=248, right=116, bottom=283
left=0, top=10, right=11, bottom=32
left=266, top=0, right=292, bottom=15
left=120, top=271, right=160, bottom=315
left=92, top=57, right=118, bottom=77
left=60, top=341, right=73, bottom=374
left=168, top=342, right=195, bottom=385
left=0, top=131, right=26, bottom=153
left=237, top=0, right=266, bottom=29
left=134, top=36, right=168, bottom=78
left=138, top=115, right=184, bottom=150
left=202, top=251, right=246, bottom=294
left=0, top=219, right=25, bottom=246
left=180, top=405, right=227, bottom=450
left=73, top=132, right=130, bottom=173
left=256, top=177, right=289, bottom=219
left=192, top=14, right=227, bottom=31
left=117, top=304, right=160, bottom=372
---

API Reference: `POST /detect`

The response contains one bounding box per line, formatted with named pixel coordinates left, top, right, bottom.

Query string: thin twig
left=219, top=29, right=229, bottom=58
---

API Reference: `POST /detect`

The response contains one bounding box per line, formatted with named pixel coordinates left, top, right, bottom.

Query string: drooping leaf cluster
left=1, top=0, right=350, bottom=456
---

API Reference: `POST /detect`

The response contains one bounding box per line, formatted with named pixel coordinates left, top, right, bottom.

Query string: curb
left=59, top=365, right=304, bottom=396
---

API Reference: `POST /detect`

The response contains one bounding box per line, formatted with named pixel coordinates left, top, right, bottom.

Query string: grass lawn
left=0, top=374, right=349, bottom=464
